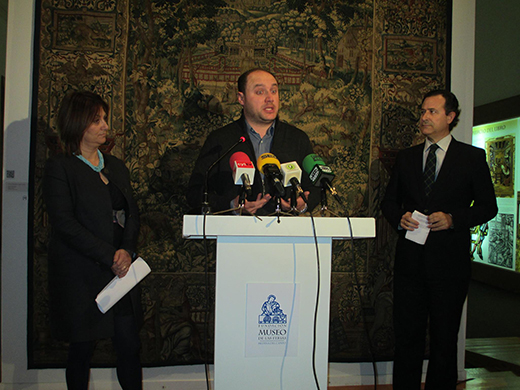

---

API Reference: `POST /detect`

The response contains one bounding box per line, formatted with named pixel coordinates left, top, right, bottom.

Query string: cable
left=279, top=210, right=322, bottom=390
left=326, top=190, right=379, bottom=389
left=345, top=214, right=378, bottom=390
left=202, top=213, right=211, bottom=390
left=310, top=212, right=322, bottom=390
left=279, top=246, right=299, bottom=390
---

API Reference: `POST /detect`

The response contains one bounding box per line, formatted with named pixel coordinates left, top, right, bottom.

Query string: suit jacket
left=43, top=153, right=141, bottom=342
left=187, top=115, right=319, bottom=214
left=382, top=138, right=497, bottom=280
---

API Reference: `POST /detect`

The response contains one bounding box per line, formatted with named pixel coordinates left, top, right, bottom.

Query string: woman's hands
left=111, top=249, right=132, bottom=278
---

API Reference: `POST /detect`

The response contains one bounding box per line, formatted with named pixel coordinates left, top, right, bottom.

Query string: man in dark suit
left=382, top=90, right=497, bottom=389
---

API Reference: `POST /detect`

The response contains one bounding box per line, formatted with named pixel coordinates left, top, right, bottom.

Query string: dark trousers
left=66, top=315, right=142, bottom=390
left=392, top=272, right=469, bottom=390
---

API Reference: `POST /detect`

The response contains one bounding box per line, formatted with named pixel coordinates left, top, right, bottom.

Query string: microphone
left=202, top=136, right=246, bottom=214
left=257, top=153, right=285, bottom=198
left=302, top=153, right=342, bottom=204
left=280, top=161, right=308, bottom=204
left=229, top=152, right=255, bottom=198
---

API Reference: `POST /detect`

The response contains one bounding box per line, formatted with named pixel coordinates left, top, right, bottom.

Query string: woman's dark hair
left=422, top=89, right=461, bottom=130
left=57, top=91, right=109, bottom=155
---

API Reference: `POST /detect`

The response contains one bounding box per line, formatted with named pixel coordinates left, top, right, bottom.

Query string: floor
left=328, top=337, right=520, bottom=389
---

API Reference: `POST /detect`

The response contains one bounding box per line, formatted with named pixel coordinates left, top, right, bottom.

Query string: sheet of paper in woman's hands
left=96, top=257, right=151, bottom=314
left=405, top=210, right=430, bottom=245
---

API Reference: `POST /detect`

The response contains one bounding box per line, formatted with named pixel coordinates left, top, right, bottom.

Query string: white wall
left=451, top=0, right=476, bottom=145
left=0, top=0, right=7, bottom=77
left=2, top=0, right=35, bottom=386
left=0, top=0, right=476, bottom=388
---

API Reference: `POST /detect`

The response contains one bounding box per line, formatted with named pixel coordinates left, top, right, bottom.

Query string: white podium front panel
left=182, top=215, right=375, bottom=390
left=214, top=235, right=331, bottom=389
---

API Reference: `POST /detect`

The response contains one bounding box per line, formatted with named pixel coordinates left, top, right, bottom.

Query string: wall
left=0, top=0, right=476, bottom=388
left=474, top=0, right=520, bottom=106
left=0, top=0, right=7, bottom=77
left=467, top=280, right=520, bottom=338
left=468, top=0, right=520, bottom=340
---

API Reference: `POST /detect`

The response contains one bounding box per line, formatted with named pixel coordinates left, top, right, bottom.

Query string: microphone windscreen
left=257, top=153, right=281, bottom=172
left=230, top=152, right=255, bottom=185
left=229, top=151, right=251, bottom=168
left=280, top=161, right=302, bottom=187
left=302, top=153, right=335, bottom=186
left=302, top=153, right=326, bottom=174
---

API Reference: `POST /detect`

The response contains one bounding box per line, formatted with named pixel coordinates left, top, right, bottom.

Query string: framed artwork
left=486, top=135, right=515, bottom=198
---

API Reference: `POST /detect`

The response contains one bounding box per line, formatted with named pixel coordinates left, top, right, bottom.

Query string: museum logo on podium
left=257, top=294, right=288, bottom=345
left=246, top=284, right=299, bottom=357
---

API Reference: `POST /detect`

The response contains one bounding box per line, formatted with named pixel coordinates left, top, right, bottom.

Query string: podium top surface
left=183, top=215, right=375, bottom=240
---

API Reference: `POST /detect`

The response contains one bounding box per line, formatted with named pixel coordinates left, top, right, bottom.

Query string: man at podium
left=187, top=68, right=319, bottom=216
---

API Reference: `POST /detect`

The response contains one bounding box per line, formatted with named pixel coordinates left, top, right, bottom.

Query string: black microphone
left=302, top=153, right=342, bottom=204
left=257, top=153, right=285, bottom=198
left=202, top=136, right=246, bottom=214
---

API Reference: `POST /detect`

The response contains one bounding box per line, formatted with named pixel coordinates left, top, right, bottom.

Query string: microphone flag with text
left=256, top=153, right=285, bottom=198
left=229, top=152, right=255, bottom=198
left=280, top=161, right=308, bottom=204
left=302, top=153, right=342, bottom=204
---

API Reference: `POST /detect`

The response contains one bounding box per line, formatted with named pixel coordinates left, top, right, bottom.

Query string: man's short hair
left=237, top=68, right=277, bottom=94
left=422, top=89, right=461, bottom=130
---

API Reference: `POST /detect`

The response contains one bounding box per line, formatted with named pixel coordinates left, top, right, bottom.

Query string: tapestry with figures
left=30, top=0, right=450, bottom=367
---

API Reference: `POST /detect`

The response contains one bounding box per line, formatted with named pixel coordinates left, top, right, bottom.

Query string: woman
left=43, top=91, right=142, bottom=390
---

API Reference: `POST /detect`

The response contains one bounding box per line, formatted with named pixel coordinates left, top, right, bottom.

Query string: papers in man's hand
left=96, top=257, right=151, bottom=314
left=405, top=210, right=430, bottom=245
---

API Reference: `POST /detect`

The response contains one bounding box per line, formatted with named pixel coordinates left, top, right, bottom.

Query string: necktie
left=423, top=143, right=439, bottom=197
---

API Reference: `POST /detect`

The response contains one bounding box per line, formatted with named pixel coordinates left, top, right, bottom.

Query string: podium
left=183, top=215, right=375, bottom=389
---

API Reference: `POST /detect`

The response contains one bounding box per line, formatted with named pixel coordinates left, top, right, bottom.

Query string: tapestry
left=30, top=0, right=450, bottom=367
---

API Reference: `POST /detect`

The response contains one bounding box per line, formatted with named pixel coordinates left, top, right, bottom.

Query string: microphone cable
left=279, top=242, right=299, bottom=390
left=314, top=185, right=379, bottom=389
left=202, top=212, right=211, bottom=390
left=278, top=193, right=322, bottom=390
left=279, top=187, right=319, bottom=389
left=309, top=211, right=322, bottom=390
left=303, top=152, right=379, bottom=388
left=200, top=136, right=247, bottom=386
left=202, top=136, right=246, bottom=214
left=342, top=208, right=379, bottom=390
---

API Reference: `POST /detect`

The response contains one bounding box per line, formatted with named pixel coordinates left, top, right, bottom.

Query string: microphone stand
left=268, top=195, right=294, bottom=222
left=289, top=186, right=298, bottom=215
left=238, top=187, right=247, bottom=208
left=202, top=137, right=246, bottom=214
left=214, top=185, right=263, bottom=221
left=214, top=205, right=263, bottom=220
left=320, top=187, right=328, bottom=217
left=315, top=186, right=342, bottom=217
left=289, top=178, right=308, bottom=215
left=323, top=179, right=343, bottom=205
left=274, top=196, right=283, bottom=223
